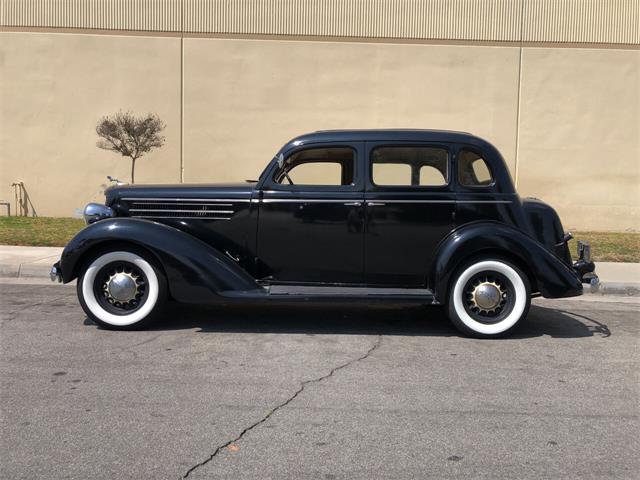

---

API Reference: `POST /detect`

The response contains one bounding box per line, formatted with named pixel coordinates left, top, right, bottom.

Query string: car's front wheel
left=447, top=258, right=531, bottom=338
left=77, top=249, right=166, bottom=330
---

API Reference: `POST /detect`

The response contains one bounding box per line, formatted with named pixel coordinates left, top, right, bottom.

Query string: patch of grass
left=0, top=217, right=85, bottom=247
left=0, top=217, right=638, bottom=263
left=570, top=231, right=640, bottom=263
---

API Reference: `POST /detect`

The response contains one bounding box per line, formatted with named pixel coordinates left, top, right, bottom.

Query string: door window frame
left=261, top=143, right=365, bottom=193
left=365, top=142, right=454, bottom=192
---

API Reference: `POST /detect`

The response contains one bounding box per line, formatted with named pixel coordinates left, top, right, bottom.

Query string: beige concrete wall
left=183, top=38, right=520, bottom=182
left=0, top=32, right=181, bottom=216
left=517, top=47, right=640, bottom=231
left=0, top=31, right=638, bottom=230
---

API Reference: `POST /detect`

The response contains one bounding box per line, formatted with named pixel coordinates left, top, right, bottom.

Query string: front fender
left=431, top=222, right=582, bottom=303
left=59, top=218, right=261, bottom=303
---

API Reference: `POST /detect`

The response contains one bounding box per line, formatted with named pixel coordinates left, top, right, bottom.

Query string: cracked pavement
left=183, top=336, right=382, bottom=478
left=1, top=283, right=638, bottom=479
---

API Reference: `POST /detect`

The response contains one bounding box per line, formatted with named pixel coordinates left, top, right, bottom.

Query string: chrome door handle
left=366, top=201, right=386, bottom=206
left=343, top=202, right=362, bottom=207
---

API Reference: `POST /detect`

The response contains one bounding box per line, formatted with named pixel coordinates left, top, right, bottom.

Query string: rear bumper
left=572, top=240, right=599, bottom=291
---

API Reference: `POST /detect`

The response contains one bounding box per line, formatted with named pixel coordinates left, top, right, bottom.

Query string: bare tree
left=96, top=111, right=165, bottom=184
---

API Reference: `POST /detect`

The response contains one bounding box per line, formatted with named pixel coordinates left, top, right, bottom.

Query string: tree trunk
left=131, top=157, right=136, bottom=184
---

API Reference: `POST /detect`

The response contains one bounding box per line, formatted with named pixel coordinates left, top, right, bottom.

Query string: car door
left=364, top=142, right=455, bottom=287
left=257, top=143, right=365, bottom=284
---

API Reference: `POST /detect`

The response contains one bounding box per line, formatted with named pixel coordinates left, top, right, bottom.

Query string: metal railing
left=10, top=181, right=38, bottom=217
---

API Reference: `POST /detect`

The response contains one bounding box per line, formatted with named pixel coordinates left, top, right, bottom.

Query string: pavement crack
left=120, top=334, right=163, bottom=350
left=181, top=334, right=382, bottom=479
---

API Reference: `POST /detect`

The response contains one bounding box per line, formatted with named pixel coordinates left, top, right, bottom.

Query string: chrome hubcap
left=473, top=283, right=502, bottom=310
left=95, top=261, right=148, bottom=314
left=467, top=278, right=508, bottom=315
left=107, top=272, right=138, bottom=302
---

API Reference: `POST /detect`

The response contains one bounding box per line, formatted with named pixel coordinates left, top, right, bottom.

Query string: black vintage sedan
left=51, top=130, right=597, bottom=338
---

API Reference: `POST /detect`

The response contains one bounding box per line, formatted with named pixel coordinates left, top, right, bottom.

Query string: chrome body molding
left=131, top=216, right=232, bottom=220
left=259, top=198, right=511, bottom=204
left=130, top=202, right=233, bottom=206
left=120, top=197, right=251, bottom=203
left=261, top=198, right=363, bottom=204
left=129, top=209, right=234, bottom=214
left=456, top=200, right=512, bottom=204
left=120, top=196, right=511, bottom=206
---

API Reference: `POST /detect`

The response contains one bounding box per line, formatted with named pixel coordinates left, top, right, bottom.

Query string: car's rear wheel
left=77, top=250, right=166, bottom=330
left=447, top=259, right=531, bottom=338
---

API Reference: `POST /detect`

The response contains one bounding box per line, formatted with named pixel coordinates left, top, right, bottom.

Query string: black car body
left=52, top=130, right=596, bottom=337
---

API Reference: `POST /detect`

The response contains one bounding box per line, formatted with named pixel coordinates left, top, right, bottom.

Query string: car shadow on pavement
left=515, top=306, right=610, bottom=339
left=87, top=301, right=611, bottom=339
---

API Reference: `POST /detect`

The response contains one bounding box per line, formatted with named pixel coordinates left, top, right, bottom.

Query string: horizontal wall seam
left=2, top=26, right=640, bottom=50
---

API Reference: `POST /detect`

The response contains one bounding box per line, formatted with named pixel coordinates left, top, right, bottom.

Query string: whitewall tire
left=77, top=250, right=166, bottom=330
left=447, top=259, right=531, bottom=338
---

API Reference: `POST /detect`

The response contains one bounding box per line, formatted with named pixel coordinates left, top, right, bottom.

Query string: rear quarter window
left=458, top=149, right=493, bottom=187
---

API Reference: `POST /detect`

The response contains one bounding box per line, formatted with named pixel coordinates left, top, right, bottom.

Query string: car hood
left=105, top=182, right=256, bottom=205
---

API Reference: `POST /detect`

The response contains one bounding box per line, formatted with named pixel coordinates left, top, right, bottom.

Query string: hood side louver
left=127, top=200, right=234, bottom=220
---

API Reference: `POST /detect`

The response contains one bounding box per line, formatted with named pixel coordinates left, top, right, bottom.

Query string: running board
left=220, top=285, right=437, bottom=303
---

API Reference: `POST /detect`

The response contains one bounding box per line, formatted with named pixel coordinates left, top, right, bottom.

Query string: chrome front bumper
left=50, top=262, right=62, bottom=283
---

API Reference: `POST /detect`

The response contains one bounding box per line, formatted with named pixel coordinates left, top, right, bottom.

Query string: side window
left=372, top=163, right=411, bottom=186
left=458, top=149, right=493, bottom=187
left=273, top=147, right=355, bottom=186
left=371, top=146, right=448, bottom=187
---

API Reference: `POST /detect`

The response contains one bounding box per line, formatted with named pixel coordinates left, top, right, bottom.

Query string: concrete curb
left=0, top=263, right=54, bottom=279
left=590, top=282, right=640, bottom=297
left=1, top=261, right=638, bottom=296
left=0, top=246, right=64, bottom=280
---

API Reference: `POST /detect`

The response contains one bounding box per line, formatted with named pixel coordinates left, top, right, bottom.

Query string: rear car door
left=364, top=142, right=455, bottom=286
left=257, top=143, right=365, bottom=284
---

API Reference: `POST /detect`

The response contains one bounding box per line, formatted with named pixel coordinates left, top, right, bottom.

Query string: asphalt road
left=1, top=283, right=638, bottom=480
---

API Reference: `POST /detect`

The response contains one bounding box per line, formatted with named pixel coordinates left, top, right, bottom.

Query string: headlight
left=83, top=203, right=114, bottom=225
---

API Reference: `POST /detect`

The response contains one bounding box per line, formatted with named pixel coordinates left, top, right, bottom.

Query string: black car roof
left=285, top=129, right=481, bottom=146
left=273, top=129, right=514, bottom=194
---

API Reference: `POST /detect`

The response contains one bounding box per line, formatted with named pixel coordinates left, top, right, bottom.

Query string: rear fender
left=59, top=218, right=261, bottom=303
left=431, top=222, right=582, bottom=302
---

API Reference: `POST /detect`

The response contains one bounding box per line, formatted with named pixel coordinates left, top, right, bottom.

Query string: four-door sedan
left=51, top=130, right=597, bottom=338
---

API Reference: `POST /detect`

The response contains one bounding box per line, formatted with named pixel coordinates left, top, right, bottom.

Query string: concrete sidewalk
left=0, top=246, right=63, bottom=279
left=0, top=245, right=638, bottom=295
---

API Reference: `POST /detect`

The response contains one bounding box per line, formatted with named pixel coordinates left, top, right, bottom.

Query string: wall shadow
left=86, top=301, right=612, bottom=340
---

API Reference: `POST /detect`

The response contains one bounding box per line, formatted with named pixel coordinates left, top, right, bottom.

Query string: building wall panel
left=1, top=0, right=182, bottom=32
left=182, top=0, right=523, bottom=41
left=516, top=47, right=640, bottom=230
left=2, top=0, right=638, bottom=45
left=0, top=32, right=182, bottom=217
left=182, top=37, right=521, bottom=185
left=523, top=0, right=640, bottom=44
